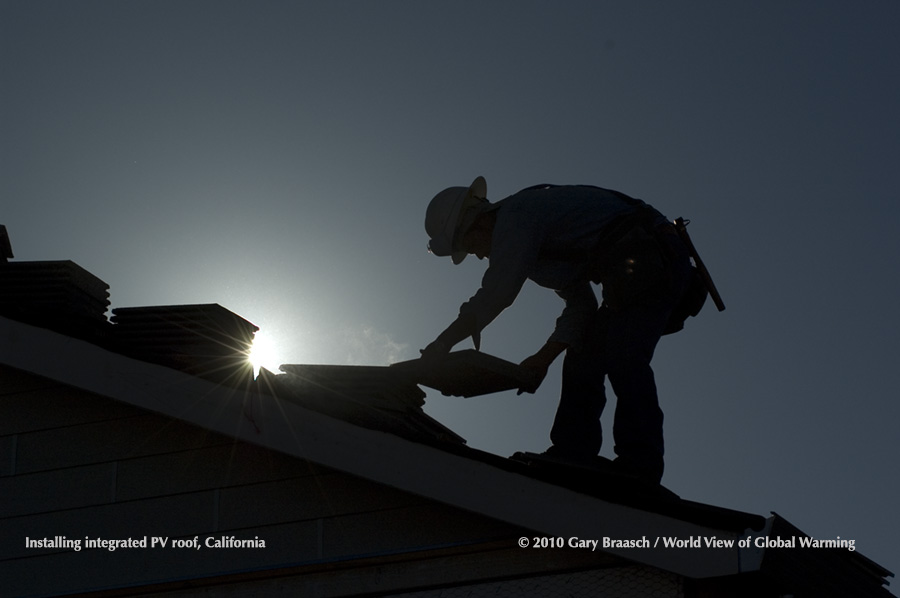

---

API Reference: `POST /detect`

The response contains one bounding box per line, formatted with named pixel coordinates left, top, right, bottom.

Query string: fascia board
left=0, top=316, right=756, bottom=579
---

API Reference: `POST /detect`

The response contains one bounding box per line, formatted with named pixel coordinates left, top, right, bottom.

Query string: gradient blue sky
left=3, top=0, right=899, bottom=579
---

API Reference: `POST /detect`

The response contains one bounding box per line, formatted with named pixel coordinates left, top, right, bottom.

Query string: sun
left=247, top=330, right=283, bottom=377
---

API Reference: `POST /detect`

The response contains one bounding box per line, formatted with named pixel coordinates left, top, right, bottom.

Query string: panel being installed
left=391, top=349, right=530, bottom=398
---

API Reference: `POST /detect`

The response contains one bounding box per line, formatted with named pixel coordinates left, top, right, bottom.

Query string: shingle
left=390, top=349, right=530, bottom=398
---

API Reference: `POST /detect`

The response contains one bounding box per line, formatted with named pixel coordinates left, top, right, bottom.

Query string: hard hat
left=425, top=176, right=487, bottom=264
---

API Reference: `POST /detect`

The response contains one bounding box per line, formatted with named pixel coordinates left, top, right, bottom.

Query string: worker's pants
left=549, top=232, right=693, bottom=482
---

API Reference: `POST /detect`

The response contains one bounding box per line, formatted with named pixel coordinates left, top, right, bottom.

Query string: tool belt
left=590, top=208, right=720, bottom=334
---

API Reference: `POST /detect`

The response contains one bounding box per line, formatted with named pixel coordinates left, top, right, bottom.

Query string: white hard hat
left=425, top=176, right=487, bottom=264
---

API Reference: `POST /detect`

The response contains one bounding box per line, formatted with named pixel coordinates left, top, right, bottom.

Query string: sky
left=3, top=0, right=899, bottom=581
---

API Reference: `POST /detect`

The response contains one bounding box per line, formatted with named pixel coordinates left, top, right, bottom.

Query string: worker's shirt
left=458, top=184, right=661, bottom=349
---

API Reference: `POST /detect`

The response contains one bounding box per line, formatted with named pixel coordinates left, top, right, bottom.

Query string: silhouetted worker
left=422, top=176, right=701, bottom=484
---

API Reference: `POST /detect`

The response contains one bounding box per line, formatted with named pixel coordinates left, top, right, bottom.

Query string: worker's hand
left=419, top=339, right=451, bottom=368
left=517, top=354, right=550, bottom=395
left=516, top=341, right=568, bottom=395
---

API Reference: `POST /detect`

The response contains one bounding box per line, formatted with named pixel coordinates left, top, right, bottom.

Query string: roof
left=0, top=240, right=894, bottom=596
left=1, top=313, right=894, bottom=596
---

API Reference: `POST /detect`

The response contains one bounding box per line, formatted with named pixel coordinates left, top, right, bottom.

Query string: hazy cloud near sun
left=340, top=325, right=411, bottom=366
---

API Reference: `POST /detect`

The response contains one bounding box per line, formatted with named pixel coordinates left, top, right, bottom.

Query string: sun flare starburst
left=247, top=330, right=283, bottom=377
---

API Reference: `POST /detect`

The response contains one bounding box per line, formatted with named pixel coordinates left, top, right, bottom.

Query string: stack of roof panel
left=278, top=364, right=426, bottom=410
left=0, top=260, right=110, bottom=340
left=110, top=304, right=258, bottom=387
left=272, top=364, right=466, bottom=445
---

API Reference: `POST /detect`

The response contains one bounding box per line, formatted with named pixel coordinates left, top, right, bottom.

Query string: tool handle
left=674, top=218, right=726, bottom=312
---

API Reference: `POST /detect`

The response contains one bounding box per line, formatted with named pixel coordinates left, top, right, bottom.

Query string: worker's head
left=425, top=176, right=494, bottom=264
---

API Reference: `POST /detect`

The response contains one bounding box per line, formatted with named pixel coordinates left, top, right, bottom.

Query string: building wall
left=0, top=364, right=633, bottom=598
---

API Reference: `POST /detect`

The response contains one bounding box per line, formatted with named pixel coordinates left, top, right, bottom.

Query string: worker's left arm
left=420, top=312, right=479, bottom=361
left=421, top=208, right=540, bottom=361
left=420, top=260, right=531, bottom=361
